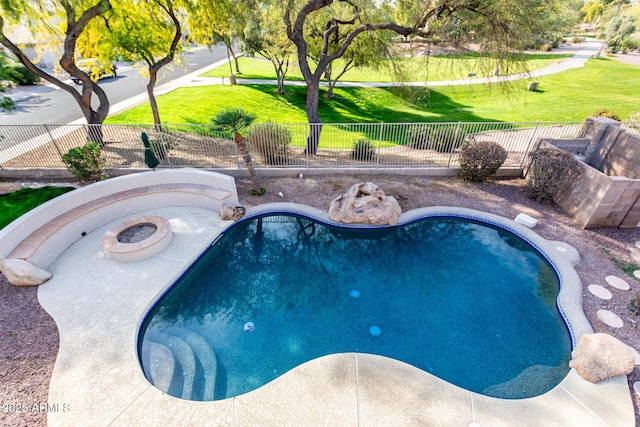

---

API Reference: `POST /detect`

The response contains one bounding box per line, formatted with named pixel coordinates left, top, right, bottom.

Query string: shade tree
left=0, top=0, right=113, bottom=141
left=186, top=0, right=245, bottom=75
left=285, top=0, right=563, bottom=155
left=242, top=1, right=296, bottom=94
left=91, top=0, right=184, bottom=128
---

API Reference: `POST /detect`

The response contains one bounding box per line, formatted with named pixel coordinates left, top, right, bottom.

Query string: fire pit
left=102, top=215, right=173, bottom=263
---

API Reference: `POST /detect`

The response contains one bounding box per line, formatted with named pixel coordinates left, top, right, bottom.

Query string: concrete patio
left=32, top=199, right=634, bottom=426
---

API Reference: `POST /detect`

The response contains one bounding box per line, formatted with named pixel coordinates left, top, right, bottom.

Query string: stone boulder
left=0, top=258, right=52, bottom=287
left=220, top=205, right=246, bottom=221
left=328, top=182, right=402, bottom=226
left=569, top=333, right=634, bottom=383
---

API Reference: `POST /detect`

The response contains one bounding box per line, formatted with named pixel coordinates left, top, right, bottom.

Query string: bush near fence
left=0, top=121, right=613, bottom=171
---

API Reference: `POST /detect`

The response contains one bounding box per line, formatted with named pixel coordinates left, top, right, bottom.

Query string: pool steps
left=148, top=331, right=196, bottom=400
left=141, top=341, right=175, bottom=394
left=166, top=327, right=217, bottom=401
left=144, top=327, right=218, bottom=401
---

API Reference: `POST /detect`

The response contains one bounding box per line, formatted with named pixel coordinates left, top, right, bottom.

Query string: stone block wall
left=541, top=120, right=640, bottom=228
left=538, top=138, right=589, bottom=156
left=590, top=128, right=640, bottom=179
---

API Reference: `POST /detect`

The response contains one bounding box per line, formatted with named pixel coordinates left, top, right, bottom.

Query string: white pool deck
left=32, top=201, right=636, bottom=427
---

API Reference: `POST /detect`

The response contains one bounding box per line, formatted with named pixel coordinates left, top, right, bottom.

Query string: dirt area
left=2, top=174, right=640, bottom=425
left=608, top=50, right=640, bottom=67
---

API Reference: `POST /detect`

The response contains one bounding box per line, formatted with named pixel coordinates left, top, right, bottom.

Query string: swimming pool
left=138, top=211, right=572, bottom=402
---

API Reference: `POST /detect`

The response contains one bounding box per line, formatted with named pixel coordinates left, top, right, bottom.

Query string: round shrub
left=351, top=139, right=376, bottom=161
left=526, top=148, right=582, bottom=203
left=590, top=108, right=621, bottom=121
left=62, top=142, right=107, bottom=182
left=406, top=124, right=466, bottom=152
left=248, top=123, right=291, bottom=165
left=458, top=140, right=507, bottom=182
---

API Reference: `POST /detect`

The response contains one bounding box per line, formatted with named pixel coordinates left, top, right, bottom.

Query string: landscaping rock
left=0, top=258, right=52, bottom=287
left=220, top=205, right=246, bottom=221
left=328, top=182, right=401, bottom=226
left=569, top=333, right=634, bottom=383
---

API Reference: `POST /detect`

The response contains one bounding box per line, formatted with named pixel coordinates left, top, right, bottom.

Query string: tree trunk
left=84, top=97, right=108, bottom=146
left=326, top=79, right=336, bottom=99
left=304, top=80, right=322, bottom=155
left=86, top=117, right=104, bottom=147
left=327, top=60, right=352, bottom=99
left=234, top=133, right=261, bottom=190
left=277, top=74, right=285, bottom=94
left=231, top=49, right=241, bottom=74
left=147, top=70, right=162, bottom=130
left=276, top=63, right=286, bottom=94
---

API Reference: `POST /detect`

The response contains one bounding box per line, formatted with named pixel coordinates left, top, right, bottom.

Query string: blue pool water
left=138, top=213, right=571, bottom=401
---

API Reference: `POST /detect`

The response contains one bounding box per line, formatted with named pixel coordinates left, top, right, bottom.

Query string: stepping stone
left=588, top=284, right=612, bottom=300
left=627, top=346, right=640, bottom=365
left=635, top=381, right=640, bottom=397
left=605, top=275, right=630, bottom=290
left=632, top=251, right=640, bottom=262
left=636, top=241, right=640, bottom=249
left=634, top=270, right=640, bottom=280
left=597, top=309, right=623, bottom=328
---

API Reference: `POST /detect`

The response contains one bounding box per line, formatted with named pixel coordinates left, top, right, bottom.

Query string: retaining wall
left=544, top=118, right=640, bottom=229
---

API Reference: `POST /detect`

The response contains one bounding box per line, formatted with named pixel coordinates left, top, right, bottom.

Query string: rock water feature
left=328, top=182, right=401, bottom=226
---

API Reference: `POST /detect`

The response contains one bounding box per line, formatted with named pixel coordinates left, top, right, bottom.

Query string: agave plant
left=211, top=108, right=264, bottom=194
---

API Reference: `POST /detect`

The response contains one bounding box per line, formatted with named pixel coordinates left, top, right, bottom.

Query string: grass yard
left=0, top=186, right=75, bottom=230
left=203, top=53, right=574, bottom=83
left=107, top=58, right=640, bottom=126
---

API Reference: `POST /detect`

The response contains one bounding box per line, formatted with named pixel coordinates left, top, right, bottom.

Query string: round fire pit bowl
left=102, top=215, right=173, bottom=263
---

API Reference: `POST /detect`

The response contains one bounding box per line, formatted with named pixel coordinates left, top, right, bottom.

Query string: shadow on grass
left=246, top=84, right=499, bottom=124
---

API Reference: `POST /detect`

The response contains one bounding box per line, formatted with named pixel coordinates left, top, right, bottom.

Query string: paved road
left=0, top=45, right=232, bottom=126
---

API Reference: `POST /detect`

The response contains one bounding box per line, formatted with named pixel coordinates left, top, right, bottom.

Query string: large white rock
left=0, top=258, right=52, bottom=287
left=569, top=333, right=634, bottom=383
left=328, top=182, right=402, bottom=226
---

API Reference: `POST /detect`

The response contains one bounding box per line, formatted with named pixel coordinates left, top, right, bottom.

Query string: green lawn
left=203, top=53, right=574, bottom=82
left=107, top=58, right=640, bottom=126
left=0, top=186, right=75, bottom=230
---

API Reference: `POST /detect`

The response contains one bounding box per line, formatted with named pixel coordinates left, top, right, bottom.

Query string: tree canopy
left=285, top=0, right=566, bottom=154
left=0, top=0, right=113, bottom=134
left=90, top=0, right=184, bottom=127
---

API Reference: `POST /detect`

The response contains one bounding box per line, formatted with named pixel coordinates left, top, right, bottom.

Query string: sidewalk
left=183, top=39, right=604, bottom=89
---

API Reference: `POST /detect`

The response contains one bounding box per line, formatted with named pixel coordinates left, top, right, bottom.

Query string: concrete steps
left=143, top=327, right=218, bottom=401
left=166, top=327, right=217, bottom=401
left=141, top=341, right=175, bottom=394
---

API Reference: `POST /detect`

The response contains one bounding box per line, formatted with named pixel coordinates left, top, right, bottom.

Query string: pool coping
left=39, top=203, right=634, bottom=426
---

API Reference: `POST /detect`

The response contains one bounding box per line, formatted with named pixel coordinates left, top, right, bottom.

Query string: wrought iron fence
left=0, top=121, right=597, bottom=171
left=622, top=122, right=640, bottom=137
